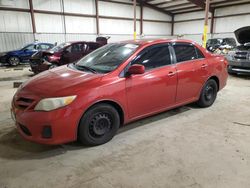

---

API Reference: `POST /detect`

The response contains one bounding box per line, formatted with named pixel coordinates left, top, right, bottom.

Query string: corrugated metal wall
left=174, top=4, right=250, bottom=44
left=0, top=0, right=173, bottom=52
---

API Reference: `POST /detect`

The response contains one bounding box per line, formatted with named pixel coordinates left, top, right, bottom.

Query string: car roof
left=66, top=41, right=99, bottom=44
left=119, top=38, right=198, bottom=46
left=31, top=42, right=53, bottom=45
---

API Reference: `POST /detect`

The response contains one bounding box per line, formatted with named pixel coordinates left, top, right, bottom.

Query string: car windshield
left=208, top=39, right=222, bottom=46
left=75, top=43, right=139, bottom=73
left=222, top=38, right=236, bottom=46
left=51, top=42, right=70, bottom=52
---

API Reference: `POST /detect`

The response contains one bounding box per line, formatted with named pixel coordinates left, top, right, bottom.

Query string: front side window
left=132, top=45, right=171, bottom=70
left=75, top=43, right=139, bottom=73
left=173, top=44, right=197, bottom=63
left=24, top=44, right=36, bottom=51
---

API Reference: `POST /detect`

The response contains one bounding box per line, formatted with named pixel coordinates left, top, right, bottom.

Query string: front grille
left=15, top=97, right=34, bottom=110
left=234, top=56, right=247, bottom=60
left=236, top=52, right=248, bottom=55
left=19, top=124, right=32, bottom=136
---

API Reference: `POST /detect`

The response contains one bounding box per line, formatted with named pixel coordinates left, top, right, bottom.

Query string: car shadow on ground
left=0, top=105, right=194, bottom=160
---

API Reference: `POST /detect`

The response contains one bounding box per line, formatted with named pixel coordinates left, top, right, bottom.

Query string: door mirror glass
left=128, top=64, right=145, bottom=75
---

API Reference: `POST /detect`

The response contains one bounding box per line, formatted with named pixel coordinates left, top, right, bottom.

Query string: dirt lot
left=0, top=68, right=250, bottom=188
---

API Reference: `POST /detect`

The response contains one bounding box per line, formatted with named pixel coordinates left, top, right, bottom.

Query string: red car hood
left=21, top=66, right=103, bottom=97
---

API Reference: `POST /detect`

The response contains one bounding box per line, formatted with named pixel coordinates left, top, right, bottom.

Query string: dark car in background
left=0, top=42, right=54, bottom=66
left=206, top=38, right=237, bottom=54
left=227, top=26, right=250, bottom=74
left=30, top=37, right=109, bottom=74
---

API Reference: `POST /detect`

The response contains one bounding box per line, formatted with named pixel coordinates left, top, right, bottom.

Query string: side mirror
left=127, top=64, right=145, bottom=76
left=23, top=49, right=29, bottom=52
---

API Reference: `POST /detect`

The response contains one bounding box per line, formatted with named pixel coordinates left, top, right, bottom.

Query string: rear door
left=172, top=42, right=208, bottom=103
left=125, top=44, right=177, bottom=119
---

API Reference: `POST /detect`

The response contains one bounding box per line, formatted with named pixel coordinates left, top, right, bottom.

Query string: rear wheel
left=8, top=56, right=20, bottom=66
left=78, top=104, right=120, bottom=146
left=197, top=79, right=218, bottom=108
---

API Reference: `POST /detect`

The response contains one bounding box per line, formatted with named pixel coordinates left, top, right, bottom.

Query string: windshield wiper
left=74, top=64, right=97, bottom=73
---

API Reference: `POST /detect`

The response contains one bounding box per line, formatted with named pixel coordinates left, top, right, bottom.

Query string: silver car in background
left=227, top=26, right=250, bottom=74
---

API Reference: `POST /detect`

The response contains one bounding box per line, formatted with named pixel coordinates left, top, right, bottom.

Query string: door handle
left=168, top=71, right=176, bottom=77
left=201, top=64, right=208, bottom=68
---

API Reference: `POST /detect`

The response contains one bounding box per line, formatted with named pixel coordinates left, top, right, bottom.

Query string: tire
left=78, top=103, right=120, bottom=146
left=8, top=56, right=20, bottom=66
left=197, top=79, right=218, bottom=108
left=49, top=64, right=58, bottom=69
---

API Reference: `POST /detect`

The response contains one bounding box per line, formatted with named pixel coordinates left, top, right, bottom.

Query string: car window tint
left=25, top=45, right=35, bottom=50
left=40, top=44, right=51, bottom=50
left=132, top=45, right=171, bottom=70
left=173, top=44, right=197, bottom=63
left=71, top=44, right=81, bottom=53
left=80, top=43, right=87, bottom=52
left=88, top=43, right=100, bottom=51
left=195, top=47, right=205, bottom=59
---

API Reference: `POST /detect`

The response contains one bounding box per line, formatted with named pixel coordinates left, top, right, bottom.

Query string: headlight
left=34, top=95, right=76, bottom=111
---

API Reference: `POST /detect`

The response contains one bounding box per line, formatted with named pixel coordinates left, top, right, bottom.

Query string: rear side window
left=132, top=45, right=171, bottom=70
left=40, top=44, right=51, bottom=50
left=173, top=44, right=197, bottom=63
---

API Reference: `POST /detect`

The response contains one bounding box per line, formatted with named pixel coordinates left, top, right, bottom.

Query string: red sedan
left=11, top=39, right=228, bottom=146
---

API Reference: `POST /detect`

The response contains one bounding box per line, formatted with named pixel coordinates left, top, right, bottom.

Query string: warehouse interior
left=0, top=0, right=250, bottom=187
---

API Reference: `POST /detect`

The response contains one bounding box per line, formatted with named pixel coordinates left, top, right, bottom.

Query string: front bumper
left=228, top=59, right=250, bottom=74
left=11, top=102, right=82, bottom=145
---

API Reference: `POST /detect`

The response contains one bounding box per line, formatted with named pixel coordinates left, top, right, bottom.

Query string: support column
left=210, top=8, right=215, bottom=35
left=133, top=0, right=136, bottom=40
left=61, top=0, right=66, bottom=42
left=29, top=0, right=36, bottom=41
left=140, top=3, right=143, bottom=35
left=171, top=15, right=174, bottom=36
left=202, top=0, right=210, bottom=48
left=95, top=0, right=100, bottom=36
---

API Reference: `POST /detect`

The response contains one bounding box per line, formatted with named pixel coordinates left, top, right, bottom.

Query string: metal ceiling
left=140, top=0, right=250, bottom=15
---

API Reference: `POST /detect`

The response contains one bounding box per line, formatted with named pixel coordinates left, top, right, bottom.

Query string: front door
left=125, top=44, right=177, bottom=119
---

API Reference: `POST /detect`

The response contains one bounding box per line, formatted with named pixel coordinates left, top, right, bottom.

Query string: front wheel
left=197, top=79, right=218, bottom=108
left=8, top=56, right=20, bottom=66
left=78, top=104, right=120, bottom=146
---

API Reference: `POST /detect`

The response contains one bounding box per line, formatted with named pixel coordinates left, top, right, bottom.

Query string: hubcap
left=89, top=113, right=112, bottom=137
left=205, top=85, right=214, bottom=101
left=10, top=57, right=19, bottom=65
